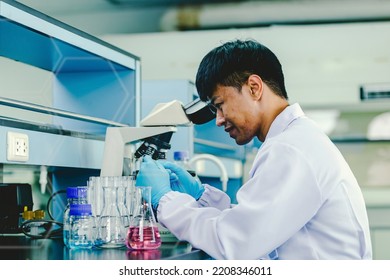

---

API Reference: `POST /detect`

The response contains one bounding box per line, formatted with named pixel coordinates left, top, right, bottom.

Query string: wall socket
left=7, top=132, right=29, bottom=162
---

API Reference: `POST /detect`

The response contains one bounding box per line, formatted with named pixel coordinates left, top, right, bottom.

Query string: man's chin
left=234, top=137, right=253, bottom=146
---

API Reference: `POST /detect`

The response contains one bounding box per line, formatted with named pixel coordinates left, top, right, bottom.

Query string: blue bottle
left=63, top=187, right=88, bottom=248
left=68, top=204, right=94, bottom=250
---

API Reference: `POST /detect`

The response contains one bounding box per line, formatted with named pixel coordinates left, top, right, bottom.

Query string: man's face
left=210, top=85, right=259, bottom=145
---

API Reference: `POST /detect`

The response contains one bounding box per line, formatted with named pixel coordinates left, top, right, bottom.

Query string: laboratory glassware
left=126, top=186, right=161, bottom=250
left=125, top=175, right=136, bottom=218
left=68, top=204, right=95, bottom=250
left=173, top=151, right=190, bottom=168
left=87, top=176, right=104, bottom=219
left=63, top=186, right=88, bottom=248
left=117, top=176, right=133, bottom=229
left=95, top=177, right=126, bottom=248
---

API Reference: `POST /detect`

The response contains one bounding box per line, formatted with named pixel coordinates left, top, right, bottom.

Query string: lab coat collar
left=265, top=103, right=305, bottom=141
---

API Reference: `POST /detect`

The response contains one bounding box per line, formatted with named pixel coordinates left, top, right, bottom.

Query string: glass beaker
left=117, top=176, right=131, bottom=229
left=125, top=175, right=136, bottom=218
left=95, top=177, right=126, bottom=248
left=87, top=176, right=103, bottom=218
left=126, top=186, right=161, bottom=250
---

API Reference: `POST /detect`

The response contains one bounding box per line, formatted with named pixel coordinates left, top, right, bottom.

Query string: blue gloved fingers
left=161, top=161, right=186, bottom=175
left=141, top=154, right=154, bottom=164
left=136, top=155, right=172, bottom=209
left=154, top=158, right=166, bottom=169
left=161, top=160, right=205, bottom=200
left=165, top=168, right=179, bottom=182
left=161, top=161, right=193, bottom=182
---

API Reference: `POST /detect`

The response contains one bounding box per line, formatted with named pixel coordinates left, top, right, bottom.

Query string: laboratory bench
left=0, top=235, right=210, bottom=260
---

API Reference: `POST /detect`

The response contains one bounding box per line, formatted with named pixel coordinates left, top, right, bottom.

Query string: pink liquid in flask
left=126, top=226, right=161, bottom=250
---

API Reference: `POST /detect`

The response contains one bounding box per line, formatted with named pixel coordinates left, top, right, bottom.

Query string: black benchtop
left=0, top=235, right=210, bottom=260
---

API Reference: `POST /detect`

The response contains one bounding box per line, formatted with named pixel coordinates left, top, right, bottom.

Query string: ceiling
left=14, top=0, right=390, bottom=35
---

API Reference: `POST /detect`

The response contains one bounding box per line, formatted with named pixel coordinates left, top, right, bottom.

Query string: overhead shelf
left=302, top=100, right=390, bottom=113
left=0, top=0, right=137, bottom=72
left=0, top=0, right=141, bottom=169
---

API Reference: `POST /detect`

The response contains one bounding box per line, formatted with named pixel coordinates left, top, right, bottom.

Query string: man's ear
left=247, top=74, right=263, bottom=100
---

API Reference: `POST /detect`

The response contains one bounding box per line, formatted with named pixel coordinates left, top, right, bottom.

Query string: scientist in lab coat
left=136, top=39, right=372, bottom=260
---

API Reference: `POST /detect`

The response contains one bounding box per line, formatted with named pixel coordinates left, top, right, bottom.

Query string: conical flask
left=95, top=177, right=126, bottom=248
left=126, top=186, right=161, bottom=250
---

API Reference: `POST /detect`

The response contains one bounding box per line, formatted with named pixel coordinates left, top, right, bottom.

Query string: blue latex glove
left=161, top=161, right=204, bottom=200
left=136, top=155, right=171, bottom=209
left=164, top=169, right=187, bottom=194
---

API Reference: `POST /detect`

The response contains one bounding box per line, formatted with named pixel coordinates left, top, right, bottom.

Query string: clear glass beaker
left=117, top=176, right=131, bottom=229
left=87, top=176, right=103, bottom=218
left=126, top=186, right=161, bottom=250
left=95, top=177, right=126, bottom=248
left=125, top=175, right=136, bottom=218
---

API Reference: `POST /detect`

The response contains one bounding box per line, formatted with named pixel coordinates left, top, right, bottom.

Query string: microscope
left=100, top=98, right=215, bottom=177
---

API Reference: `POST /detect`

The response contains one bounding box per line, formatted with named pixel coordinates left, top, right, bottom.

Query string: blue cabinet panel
left=0, top=0, right=140, bottom=167
left=53, top=71, right=136, bottom=134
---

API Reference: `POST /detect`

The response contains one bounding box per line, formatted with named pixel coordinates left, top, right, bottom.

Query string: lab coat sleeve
left=157, top=141, right=322, bottom=259
left=197, top=184, right=232, bottom=210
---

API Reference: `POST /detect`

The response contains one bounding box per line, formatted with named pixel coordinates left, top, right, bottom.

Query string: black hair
left=195, top=39, right=288, bottom=101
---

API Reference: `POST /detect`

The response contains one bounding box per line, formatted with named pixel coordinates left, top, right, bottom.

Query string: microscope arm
left=100, top=126, right=177, bottom=177
left=99, top=98, right=215, bottom=177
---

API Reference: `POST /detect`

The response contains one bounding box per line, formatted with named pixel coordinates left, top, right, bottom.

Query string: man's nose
left=215, top=111, right=225, bottom=127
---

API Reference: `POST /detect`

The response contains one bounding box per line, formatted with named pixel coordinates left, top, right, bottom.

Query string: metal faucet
left=189, top=154, right=229, bottom=192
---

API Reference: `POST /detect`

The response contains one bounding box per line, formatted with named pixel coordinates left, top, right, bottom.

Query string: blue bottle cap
left=69, top=204, right=92, bottom=216
left=174, top=151, right=189, bottom=161
left=66, top=186, right=87, bottom=199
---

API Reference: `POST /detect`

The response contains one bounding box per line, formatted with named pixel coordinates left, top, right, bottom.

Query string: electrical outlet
left=7, top=132, right=29, bottom=162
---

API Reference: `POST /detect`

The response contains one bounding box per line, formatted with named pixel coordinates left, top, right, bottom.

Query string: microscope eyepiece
left=184, top=98, right=216, bottom=125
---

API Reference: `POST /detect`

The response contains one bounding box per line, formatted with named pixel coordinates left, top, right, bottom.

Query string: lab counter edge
left=0, top=235, right=211, bottom=260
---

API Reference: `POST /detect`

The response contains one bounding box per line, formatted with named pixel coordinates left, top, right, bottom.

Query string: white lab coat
left=157, top=103, right=372, bottom=260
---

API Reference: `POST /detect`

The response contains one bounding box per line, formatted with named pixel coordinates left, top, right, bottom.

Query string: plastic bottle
left=63, top=186, right=88, bottom=248
left=68, top=204, right=95, bottom=249
left=173, top=151, right=190, bottom=169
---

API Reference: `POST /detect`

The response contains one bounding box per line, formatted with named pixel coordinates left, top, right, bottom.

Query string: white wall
left=102, top=21, right=390, bottom=107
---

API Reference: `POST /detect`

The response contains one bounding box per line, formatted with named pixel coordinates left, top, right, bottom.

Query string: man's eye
left=214, top=103, right=223, bottom=110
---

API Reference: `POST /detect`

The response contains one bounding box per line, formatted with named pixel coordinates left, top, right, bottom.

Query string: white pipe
left=160, top=0, right=390, bottom=31
left=39, top=165, right=48, bottom=194
left=189, top=154, right=229, bottom=192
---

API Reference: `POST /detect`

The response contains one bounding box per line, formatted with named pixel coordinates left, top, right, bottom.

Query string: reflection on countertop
left=0, top=235, right=210, bottom=260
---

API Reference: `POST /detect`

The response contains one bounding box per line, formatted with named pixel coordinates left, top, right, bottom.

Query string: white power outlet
left=7, top=132, right=29, bottom=162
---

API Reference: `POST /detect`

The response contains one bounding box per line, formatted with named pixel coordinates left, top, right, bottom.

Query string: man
left=136, top=39, right=372, bottom=260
